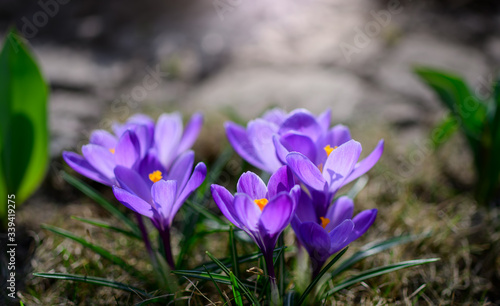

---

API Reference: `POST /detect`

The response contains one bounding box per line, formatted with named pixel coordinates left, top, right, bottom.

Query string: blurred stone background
left=1, top=0, right=499, bottom=158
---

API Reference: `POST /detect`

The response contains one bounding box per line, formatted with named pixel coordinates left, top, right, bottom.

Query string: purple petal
left=225, top=122, right=266, bottom=170
left=177, top=112, right=203, bottom=154
left=247, top=119, right=282, bottom=173
left=113, top=186, right=154, bottom=218
left=234, top=193, right=262, bottom=232
left=261, top=108, right=287, bottom=126
left=293, top=188, right=318, bottom=224
left=167, top=150, right=195, bottom=195
left=343, top=139, right=384, bottom=186
left=82, top=144, right=115, bottom=181
left=152, top=180, right=177, bottom=223
left=345, top=209, right=377, bottom=245
left=279, top=109, right=323, bottom=142
left=273, top=135, right=289, bottom=164
left=317, top=109, right=331, bottom=132
left=286, top=152, right=326, bottom=191
left=316, top=125, right=351, bottom=164
left=114, top=130, right=141, bottom=168
left=267, top=165, right=294, bottom=199
left=89, top=130, right=118, bottom=149
left=236, top=172, right=267, bottom=200
left=279, top=132, right=317, bottom=164
left=62, top=151, right=113, bottom=186
left=114, top=166, right=152, bottom=203
left=155, top=112, right=183, bottom=169
left=171, top=162, right=207, bottom=222
left=211, top=184, right=241, bottom=227
left=298, top=222, right=331, bottom=261
left=324, top=196, right=354, bottom=231
left=259, top=192, right=295, bottom=235
left=328, top=219, right=355, bottom=254
left=132, top=124, right=153, bottom=159
left=322, top=140, right=362, bottom=192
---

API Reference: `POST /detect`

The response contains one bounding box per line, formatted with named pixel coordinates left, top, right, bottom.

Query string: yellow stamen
left=324, top=145, right=338, bottom=157
left=109, top=148, right=116, bottom=154
left=149, top=170, right=163, bottom=183
left=318, top=163, right=323, bottom=173
left=254, top=198, right=269, bottom=211
left=320, top=217, right=330, bottom=229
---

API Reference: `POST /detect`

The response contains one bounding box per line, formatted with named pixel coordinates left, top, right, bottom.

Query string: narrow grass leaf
left=230, top=272, right=244, bottom=306
left=324, top=258, right=440, bottom=297
left=330, top=232, right=431, bottom=280
left=62, top=172, right=140, bottom=236
left=206, top=251, right=260, bottom=305
left=204, top=265, right=229, bottom=305
left=33, top=272, right=151, bottom=298
left=41, top=224, right=141, bottom=278
left=71, top=216, right=141, bottom=239
left=229, top=225, right=240, bottom=279
left=296, top=247, right=348, bottom=305
left=346, top=175, right=368, bottom=200
left=185, top=200, right=227, bottom=226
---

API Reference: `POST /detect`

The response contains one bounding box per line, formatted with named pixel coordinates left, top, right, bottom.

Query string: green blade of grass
left=230, top=271, right=244, bottom=306
left=33, top=272, right=151, bottom=298
left=194, top=246, right=286, bottom=272
left=185, top=199, right=228, bottom=226
left=229, top=225, right=240, bottom=279
left=296, top=247, right=348, bottom=305
left=41, top=224, right=141, bottom=278
left=329, top=232, right=431, bottom=280
left=206, top=251, right=260, bottom=305
left=62, top=171, right=140, bottom=236
left=172, top=270, right=258, bottom=290
left=71, top=216, right=142, bottom=239
left=346, top=175, right=368, bottom=199
left=204, top=265, right=229, bottom=305
left=323, top=258, right=440, bottom=297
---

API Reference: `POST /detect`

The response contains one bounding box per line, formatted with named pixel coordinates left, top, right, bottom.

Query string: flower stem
left=135, top=213, right=156, bottom=266
left=160, top=228, right=176, bottom=270
left=264, top=251, right=280, bottom=305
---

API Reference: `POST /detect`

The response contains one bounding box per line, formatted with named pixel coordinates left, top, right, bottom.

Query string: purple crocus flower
left=225, top=108, right=384, bottom=177
left=62, top=112, right=203, bottom=186
left=286, top=139, right=381, bottom=217
left=292, top=192, right=377, bottom=277
left=211, top=166, right=298, bottom=284
left=112, top=150, right=207, bottom=269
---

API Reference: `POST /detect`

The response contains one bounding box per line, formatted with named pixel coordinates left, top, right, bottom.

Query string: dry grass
left=16, top=119, right=500, bottom=305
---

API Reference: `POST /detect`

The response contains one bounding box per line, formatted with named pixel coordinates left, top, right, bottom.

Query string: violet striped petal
left=236, top=172, right=267, bottom=200
left=62, top=151, right=112, bottom=186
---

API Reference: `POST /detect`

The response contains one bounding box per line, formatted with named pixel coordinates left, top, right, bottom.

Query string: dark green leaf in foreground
left=323, top=258, right=440, bottom=297
left=33, top=272, right=151, bottom=298
left=0, top=30, right=49, bottom=227
left=71, top=216, right=142, bottom=239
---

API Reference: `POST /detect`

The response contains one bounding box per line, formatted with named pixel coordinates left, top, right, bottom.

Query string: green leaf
left=194, top=246, right=286, bottom=272
left=346, top=175, right=368, bottom=199
left=323, top=258, right=440, bottom=297
left=172, top=270, right=257, bottom=290
left=0, top=30, right=49, bottom=227
left=230, top=271, right=244, bottom=306
left=229, top=225, right=240, bottom=279
left=414, top=67, right=486, bottom=153
left=41, top=224, right=141, bottom=278
left=62, top=172, right=140, bottom=237
left=296, top=247, right=348, bottom=305
left=185, top=199, right=227, bottom=226
left=206, top=251, right=260, bottom=305
left=71, top=216, right=142, bottom=240
left=329, top=232, right=431, bottom=280
left=430, top=114, right=459, bottom=149
left=204, top=265, right=229, bottom=305
left=33, top=272, right=151, bottom=298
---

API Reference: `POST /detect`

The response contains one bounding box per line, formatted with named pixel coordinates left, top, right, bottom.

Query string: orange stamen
left=109, top=148, right=116, bottom=154
left=320, top=217, right=330, bottom=229
left=149, top=170, right=163, bottom=183
left=324, top=145, right=338, bottom=157
left=254, top=198, right=269, bottom=211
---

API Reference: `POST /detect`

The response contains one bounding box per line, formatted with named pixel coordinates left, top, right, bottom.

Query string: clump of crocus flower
left=223, top=108, right=383, bottom=280
left=63, top=112, right=205, bottom=268
left=211, top=166, right=299, bottom=289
